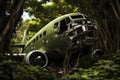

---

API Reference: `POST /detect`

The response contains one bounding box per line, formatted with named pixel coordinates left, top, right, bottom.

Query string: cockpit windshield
left=71, top=15, right=84, bottom=19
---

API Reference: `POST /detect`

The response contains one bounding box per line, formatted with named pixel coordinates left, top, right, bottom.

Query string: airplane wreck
left=10, top=13, right=105, bottom=68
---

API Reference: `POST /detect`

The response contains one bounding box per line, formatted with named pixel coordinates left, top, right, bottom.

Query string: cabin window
left=59, top=19, right=68, bottom=33
left=71, top=15, right=84, bottom=19
left=40, top=34, right=42, bottom=38
left=43, top=31, right=46, bottom=36
left=33, top=39, right=36, bottom=42
left=36, top=36, right=39, bottom=41
left=54, top=22, right=59, bottom=29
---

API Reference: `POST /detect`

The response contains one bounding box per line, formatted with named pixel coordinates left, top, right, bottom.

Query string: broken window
left=59, top=19, right=68, bottom=33
left=71, top=15, right=84, bottom=19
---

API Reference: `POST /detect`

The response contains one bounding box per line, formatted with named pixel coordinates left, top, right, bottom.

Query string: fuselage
left=24, top=13, right=98, bottom=67
left=25, top=13, right=88, bottom=53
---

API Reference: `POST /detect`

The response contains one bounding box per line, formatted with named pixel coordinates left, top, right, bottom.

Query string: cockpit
left=54, top=14, right=96, bottom=33
left=54, top=14, right=98, bottom=45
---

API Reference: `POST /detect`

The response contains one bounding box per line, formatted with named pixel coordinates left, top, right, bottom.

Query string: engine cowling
left=91, top=49, right=105, bottom=59
left=25, top=50, right=48, bottom=68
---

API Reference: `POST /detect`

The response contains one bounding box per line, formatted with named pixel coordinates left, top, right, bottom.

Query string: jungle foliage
left=62, top=51, right=120, bottom=80
left=0, top=60, right=56, bottom=80
left=0, top=0, right=120, bottom=80
left=0, top=50, right=120, bottom=80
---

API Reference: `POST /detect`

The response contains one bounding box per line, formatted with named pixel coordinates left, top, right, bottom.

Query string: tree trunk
left=0, top=0, right=24, bottom=53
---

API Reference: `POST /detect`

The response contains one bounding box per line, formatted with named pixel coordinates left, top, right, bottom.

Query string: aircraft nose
left=65, top=22, right=98, bottom=45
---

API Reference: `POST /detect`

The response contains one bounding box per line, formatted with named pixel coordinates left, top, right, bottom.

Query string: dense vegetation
left=0, top=59, right=56, bottom=80
left=62, top=51, right=120, bottom=80
left=0, top=51, right=120, bottom=80
left=0, top=0, right=120, bottom=80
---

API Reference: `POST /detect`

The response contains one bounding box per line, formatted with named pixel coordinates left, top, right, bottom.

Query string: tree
left=0, top=0, right=25, bottom=53
left=12, top=0, right=79, bottom=46
left=12, top=18, right=41, bottom=44
left=24, top=0, right=79, bottom=27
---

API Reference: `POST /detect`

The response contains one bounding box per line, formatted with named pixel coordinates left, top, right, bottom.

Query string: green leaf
left=93, top=70, right=100, bottom=76
left=81, top=74, right=89, bottom=79
left=59, top=0, right=65, bottom=3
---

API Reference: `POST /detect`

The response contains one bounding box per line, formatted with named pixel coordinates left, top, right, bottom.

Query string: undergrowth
left=62, top=51, right=120, bottom=80
left=0, top=51, right=120, bottom=80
